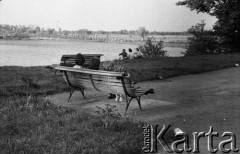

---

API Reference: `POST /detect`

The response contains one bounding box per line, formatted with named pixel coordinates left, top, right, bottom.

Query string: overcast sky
left=0, top=0, right=217, bottom=31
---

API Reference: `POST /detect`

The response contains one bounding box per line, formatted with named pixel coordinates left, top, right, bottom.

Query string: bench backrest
left=55, top=66, right=134, bottom=96
left=60, top=54, right=104, bottom=67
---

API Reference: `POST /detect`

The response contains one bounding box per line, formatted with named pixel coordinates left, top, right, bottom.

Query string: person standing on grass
left=127, top=48, right=135, bottom=60
left=73, top=53, right=85, bottom=69
left=119, top=49, right=128, bottom=60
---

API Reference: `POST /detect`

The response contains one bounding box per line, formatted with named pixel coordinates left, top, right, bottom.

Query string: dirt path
left=50, top=67, right=240, bottom=153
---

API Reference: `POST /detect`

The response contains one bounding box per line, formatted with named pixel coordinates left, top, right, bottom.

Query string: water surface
left=0, top=40, right=185, bottom=66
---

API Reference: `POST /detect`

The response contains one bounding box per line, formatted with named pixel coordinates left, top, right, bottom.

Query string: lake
left=0, top=40, right=185, bottom=66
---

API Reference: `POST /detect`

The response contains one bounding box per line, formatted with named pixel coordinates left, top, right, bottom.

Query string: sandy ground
left=50, top=67, right=240, bottom=154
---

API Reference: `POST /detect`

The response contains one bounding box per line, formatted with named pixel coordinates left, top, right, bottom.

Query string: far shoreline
left=0, top=37, right=187, bottom=48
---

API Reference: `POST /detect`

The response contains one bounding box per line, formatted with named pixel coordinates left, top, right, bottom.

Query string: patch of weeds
left=21, top=76, right=40, bottom=89
left=95, top=104, right=122, bottom=130
left=96, top=104, right=122, bottom=118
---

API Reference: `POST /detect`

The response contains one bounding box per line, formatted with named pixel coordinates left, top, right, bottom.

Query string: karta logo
left=142, top=125, right=239, bottom=153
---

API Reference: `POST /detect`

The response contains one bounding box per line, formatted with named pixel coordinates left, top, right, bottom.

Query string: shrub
left=139, top=37, right=167, bottom=57
left=184, top=21, right=220, bottom=56
left=102, top=61, right=114, bottom=71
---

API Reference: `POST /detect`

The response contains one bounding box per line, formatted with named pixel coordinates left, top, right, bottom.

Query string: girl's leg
left=115, top=94, right=119, bottom=101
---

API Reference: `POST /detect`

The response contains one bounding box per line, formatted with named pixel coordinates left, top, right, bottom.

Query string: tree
left=177, top=0, right=240, bottom=50
left=77, top=29, right=88, bottom=39
left=35, top=26, right=41, bottom=33
left=62, top=30, right=69, bottom=38
left=120, top=29, right=128, bottom=34
left=137, top=27, right=148, bottom=41
left=46, top=28, right=55, bottom=38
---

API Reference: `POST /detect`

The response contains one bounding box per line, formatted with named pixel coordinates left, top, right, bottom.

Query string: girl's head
left=89, top=57, right=100, bottom=70
left=75, top=53, right=85, bottom=66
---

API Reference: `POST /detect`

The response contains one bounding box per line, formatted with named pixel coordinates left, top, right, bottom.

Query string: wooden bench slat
left=62, top=54, right=103, bottom=57
left=71, top=77, right=127, bottom=87
left=61, top=58, right=92, bottom=61
left=68, top=72, right=122, bottom=83
left=71, top=73, right=123, bottom=83
left=56, top=66, right=124, bottom=77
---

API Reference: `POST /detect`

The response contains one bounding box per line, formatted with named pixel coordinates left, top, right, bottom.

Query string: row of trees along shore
left=0, top=25, right=188, bottom=41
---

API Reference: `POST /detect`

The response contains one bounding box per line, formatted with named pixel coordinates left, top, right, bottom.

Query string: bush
left=139, top=37, right=167, bottom=57
left=184, top=21, right=220, bottom=56
left=184, top=34, right=219, bottom=56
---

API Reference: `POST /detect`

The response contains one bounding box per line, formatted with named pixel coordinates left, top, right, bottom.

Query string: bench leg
left=125, top=96, right=133, bottom=115
left=68, top=87, right=76, bottom=102
left=80, top=88, right=86, bottom=99
left=136, top=97, right=142, bottom=111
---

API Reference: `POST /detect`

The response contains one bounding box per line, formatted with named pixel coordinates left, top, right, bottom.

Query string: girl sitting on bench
left=73, top=53, right=85, bottom=69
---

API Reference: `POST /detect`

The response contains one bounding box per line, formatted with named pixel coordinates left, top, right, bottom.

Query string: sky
left=0, top=0, right=217, bottom=32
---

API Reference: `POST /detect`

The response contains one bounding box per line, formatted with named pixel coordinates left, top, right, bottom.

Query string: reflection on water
left=0, top=40, right=185, bottom=66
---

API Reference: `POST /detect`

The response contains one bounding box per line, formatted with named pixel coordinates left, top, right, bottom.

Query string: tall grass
left=0, top=66, right=68, bottom=97
left=0, top=96, right=144, bottom=154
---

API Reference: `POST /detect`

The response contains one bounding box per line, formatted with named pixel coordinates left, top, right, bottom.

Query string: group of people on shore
left=119, top=48, right=143, bottom=60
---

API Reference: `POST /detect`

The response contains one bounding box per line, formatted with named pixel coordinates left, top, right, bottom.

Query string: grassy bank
left=0, top=96, right=144, bottom=153
left=1, top=53, right=240, bottom=97
left=114, top=53, right=240, bottom=82
left=0, top=66, right=68, bottom=97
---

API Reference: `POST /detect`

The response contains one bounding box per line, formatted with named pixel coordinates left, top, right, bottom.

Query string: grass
left=1, top=53, right=240, bottom=98
left=0, top=96, right=144, bottom=154
left=0, top=66, right=68, bottom=97
left=113, top=53, right=240, bottom=82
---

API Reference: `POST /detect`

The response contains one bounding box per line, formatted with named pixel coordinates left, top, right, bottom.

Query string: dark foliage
left=183, top=21, right=219, bottom=56
left=177, top=0, right=240, bottom=51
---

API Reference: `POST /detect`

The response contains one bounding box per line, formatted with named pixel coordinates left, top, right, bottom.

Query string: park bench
left=55, top=65, right=154, bottom=114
